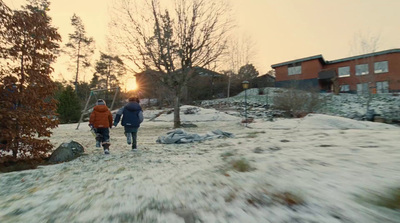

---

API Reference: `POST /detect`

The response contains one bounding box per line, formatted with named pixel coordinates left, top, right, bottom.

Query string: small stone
left=253, top=147, right=264, bottom=153
left=269, top=146, right=281, bottom=151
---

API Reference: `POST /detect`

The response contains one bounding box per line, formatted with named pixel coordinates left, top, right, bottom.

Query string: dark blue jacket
left=114, top=102, right=143, bottom=128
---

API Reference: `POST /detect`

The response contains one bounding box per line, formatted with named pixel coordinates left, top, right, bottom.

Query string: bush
left=273, top=88, right=323, bottom=117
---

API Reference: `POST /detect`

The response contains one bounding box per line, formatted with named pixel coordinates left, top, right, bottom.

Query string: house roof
left=270, top=48, right=400, bottom=69
left=256, top=73, right=275, bottom=80
left=326, top=48, right=400, bottom=64
left=271, top=55, right=325, bottom=68
left=193, top=67, right=222, bottom=77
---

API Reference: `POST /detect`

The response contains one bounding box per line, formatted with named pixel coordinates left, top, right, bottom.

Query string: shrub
left=273, top=88, right=323, bottom=117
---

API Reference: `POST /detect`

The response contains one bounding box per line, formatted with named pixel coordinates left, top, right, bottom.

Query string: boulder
left=48, top=140, right=85, bottom=163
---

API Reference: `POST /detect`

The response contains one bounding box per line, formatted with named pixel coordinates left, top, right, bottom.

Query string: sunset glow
left=125, top=78, right=138, bottom=91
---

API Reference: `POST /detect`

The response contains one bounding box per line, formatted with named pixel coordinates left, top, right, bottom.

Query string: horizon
left=3, top=0, right=400, bottom=84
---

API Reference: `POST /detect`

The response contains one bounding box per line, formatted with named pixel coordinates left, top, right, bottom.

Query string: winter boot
left=96, top=141, right=101, bottom=148
left=126, top=133, right=132, bottom=145
left=103, top=143, right=110, bottom=155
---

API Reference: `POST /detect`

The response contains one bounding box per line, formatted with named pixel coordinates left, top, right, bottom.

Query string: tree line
left=0, top=0, right=272, bottom=162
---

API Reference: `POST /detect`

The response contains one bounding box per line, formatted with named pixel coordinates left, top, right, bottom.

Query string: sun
left=125, top=78, right=138, bottom=91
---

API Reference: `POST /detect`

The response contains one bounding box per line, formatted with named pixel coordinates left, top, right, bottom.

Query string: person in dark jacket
left=113, top=97, right=143, bottom=151
left=89, top=99, right=113, bottom=154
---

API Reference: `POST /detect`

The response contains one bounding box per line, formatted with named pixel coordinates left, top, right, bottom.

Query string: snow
left=152, top=105, right=241, bottom=122
left=1, top=106, right=400, bottom=222
left=201, top=87, right=400, bottom=122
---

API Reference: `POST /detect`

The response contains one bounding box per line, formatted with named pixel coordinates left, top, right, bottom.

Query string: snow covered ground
left=1, top=106, right=400, bottom=223
left=201, top=88, right=400, bottom=122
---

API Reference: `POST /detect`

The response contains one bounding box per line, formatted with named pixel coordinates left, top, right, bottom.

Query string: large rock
left=48, top=141, right=85, bottom=163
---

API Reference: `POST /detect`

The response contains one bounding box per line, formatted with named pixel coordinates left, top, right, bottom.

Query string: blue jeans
left=125, top=127, right=138, bottom=148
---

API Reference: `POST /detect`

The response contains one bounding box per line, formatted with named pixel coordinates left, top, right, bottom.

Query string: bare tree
left=349, top=32, right=381, bottom=116
left=111, top=0, right=232, bottom=128
left=224, top=33, right=257, bottom=97
left=350, top=31, right=380, bottom=56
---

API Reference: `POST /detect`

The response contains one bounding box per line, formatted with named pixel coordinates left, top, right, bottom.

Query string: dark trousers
left=95, top=128, right=110, bottom=147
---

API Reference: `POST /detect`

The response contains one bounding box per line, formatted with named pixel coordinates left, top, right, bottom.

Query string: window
left=376, top=81, right=389, bottom=93
left=355, top=64, right=369, bottom=76
left=338, top=66, right=350, bottom=77
left=357, top=83, right=369, bottom=94
left=374, top=61, right=388, bottom=74
left=288, top=62, right=301, bottom=75
left=340, top=85, right=350, bottom=92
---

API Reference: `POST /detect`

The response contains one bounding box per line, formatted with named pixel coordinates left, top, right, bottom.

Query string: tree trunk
left=227, top=73, right=231, bottom=98
left=105, top=75, right=109, bottom=101
left=173, top=94, right=181, bottom=128
left=75, top=41, right=81, bottom=93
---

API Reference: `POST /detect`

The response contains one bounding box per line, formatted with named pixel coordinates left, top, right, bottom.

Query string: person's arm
left=113, top=107, right=124, bottom=126
left=138, top=110, right=144, bottom=123
left=108, top=110, right=113, bottom=128
left=89, top=111, right=95, bottom=127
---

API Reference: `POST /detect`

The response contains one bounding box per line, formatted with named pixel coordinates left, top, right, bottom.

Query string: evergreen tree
left=56, top=86, right=81, bottom=123
left=74, top=81, right=91, bottom=106
left=92, top=52, right=125, bottom=91
left=238, top=63, right=259, bottom=81
left=90, top=52, right=125, bottom=103
left=65, top=13, right=95, bottom=92
left=0, top=0, right=61, bottom=160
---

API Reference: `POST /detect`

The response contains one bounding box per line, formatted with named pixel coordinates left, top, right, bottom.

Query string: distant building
left=271, top=49, right=400, bottom=93
left=251, top=73, right=275, bottom=88
left=135, top=67, right=226, bottom=103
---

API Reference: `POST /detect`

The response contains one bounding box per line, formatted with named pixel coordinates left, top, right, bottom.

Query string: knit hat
left=97, top=99, right=106, bottom=105
left=128, top=97, right=139, bottom=103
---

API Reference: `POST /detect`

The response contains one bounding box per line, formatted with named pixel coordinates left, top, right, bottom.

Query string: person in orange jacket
left=89, top=99, right=113, bottom=154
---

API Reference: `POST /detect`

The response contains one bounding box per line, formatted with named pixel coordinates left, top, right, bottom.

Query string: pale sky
left=4, top=0, right=400, bottom=84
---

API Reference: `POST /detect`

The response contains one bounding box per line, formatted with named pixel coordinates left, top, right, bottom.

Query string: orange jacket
left=89, top=105, right=113, bottom=128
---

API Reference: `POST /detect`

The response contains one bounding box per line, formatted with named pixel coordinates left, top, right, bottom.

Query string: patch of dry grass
left=247, top=190, right=304, bottom=207
left=230, top=158, right=252, bottom=172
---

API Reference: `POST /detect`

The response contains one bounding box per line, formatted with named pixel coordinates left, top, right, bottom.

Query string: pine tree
left=91, top=52, right=125, bottom=103
left=65, top=13, right=95, bottom=92
left=92, top=52, right=125, bottom=90
left=56, top=86, right=82, bottom=123
left=0, top=0, right=61, bottom=160
left=238, top=63, right=259, bottom=81
left=75, top=81, right=91, bottom=107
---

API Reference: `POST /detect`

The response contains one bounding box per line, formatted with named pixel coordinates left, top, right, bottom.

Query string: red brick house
left=271, top=49, right=400, bottom=93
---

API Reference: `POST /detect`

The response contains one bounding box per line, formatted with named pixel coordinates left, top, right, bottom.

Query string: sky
left=3, top=0, right=400, bottom=89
